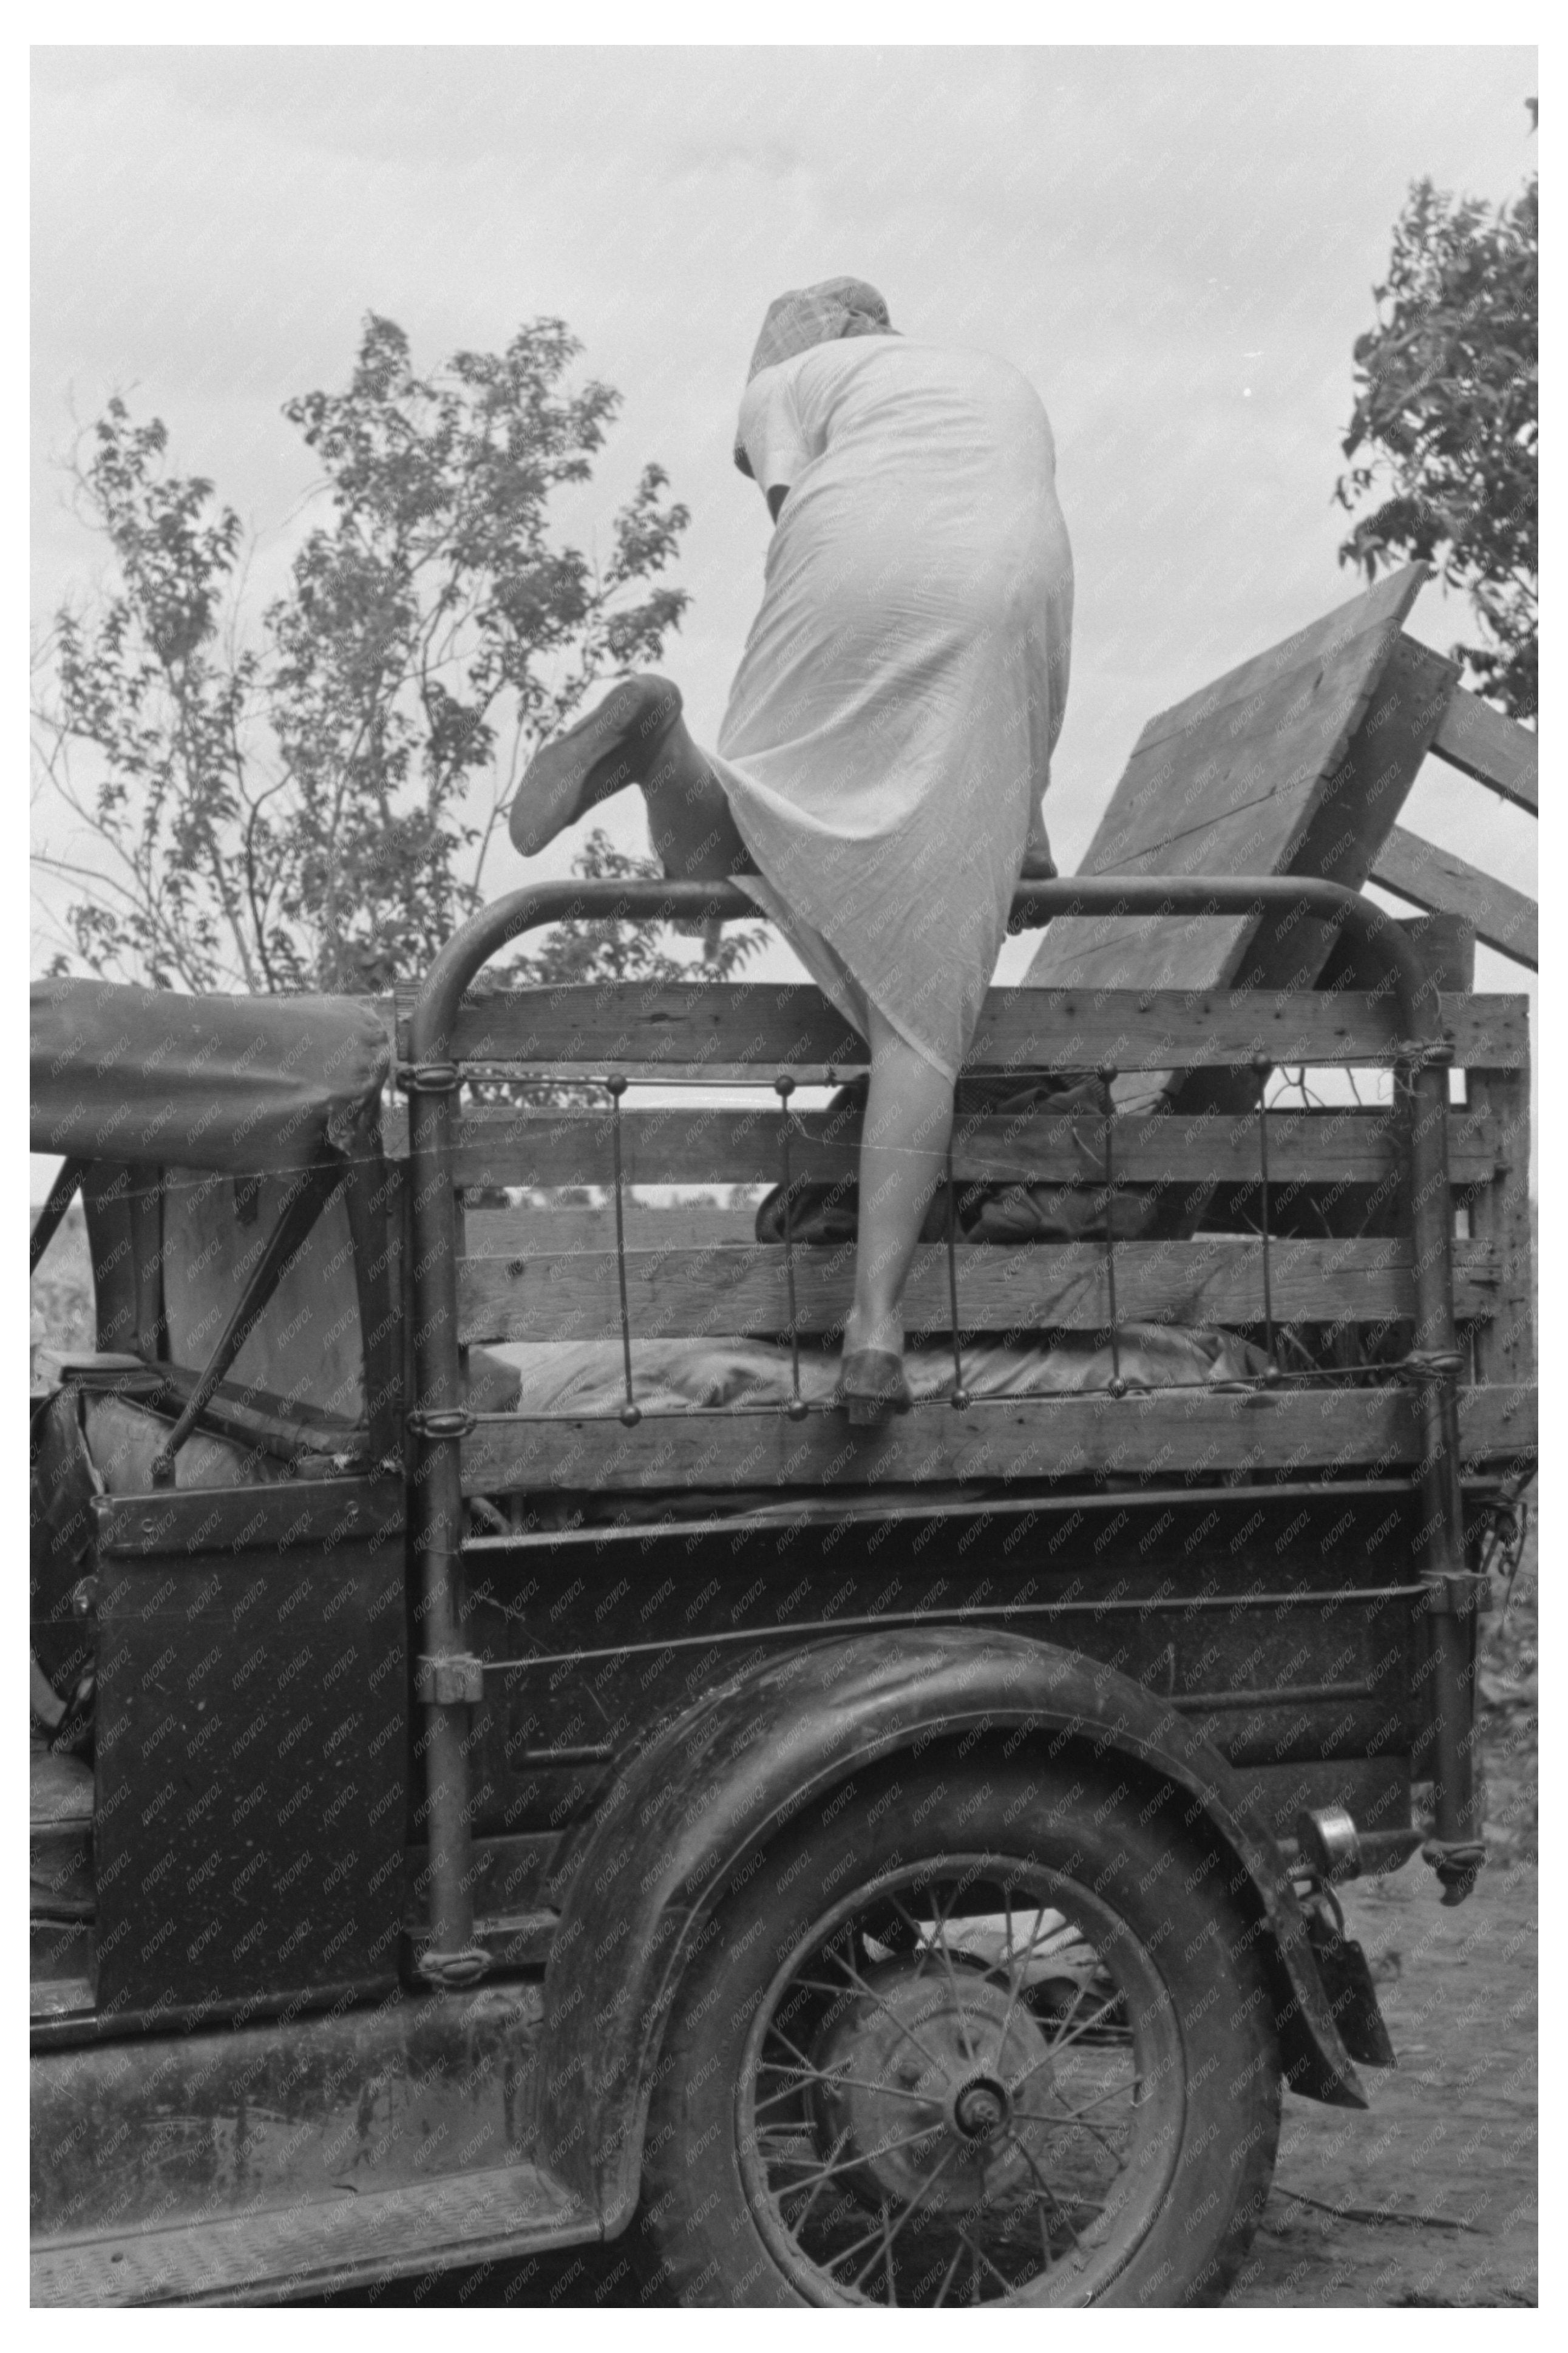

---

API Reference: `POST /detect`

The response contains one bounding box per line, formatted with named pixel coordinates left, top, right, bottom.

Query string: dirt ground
left=1230, top=1861, right=1538, bottom=2306
left=1229, top=1534, right=1539, bottom=2308
left=32, top=1206, right=1538, bottom=2307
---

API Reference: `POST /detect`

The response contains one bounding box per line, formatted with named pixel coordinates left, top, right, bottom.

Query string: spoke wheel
left=739, top=1858, right=1178, bottom=2304
left=634, top=1753, right=1280, bottom=2308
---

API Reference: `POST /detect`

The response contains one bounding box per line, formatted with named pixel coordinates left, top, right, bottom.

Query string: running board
left=31, top=2162, right=600, bottom=2306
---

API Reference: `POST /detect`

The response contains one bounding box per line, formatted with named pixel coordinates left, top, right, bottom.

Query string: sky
left=30, top=44, right=1537, bottom=1048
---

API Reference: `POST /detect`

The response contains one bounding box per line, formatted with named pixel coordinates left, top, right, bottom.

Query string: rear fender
left=535, top=1628, right=1365, bottom=2230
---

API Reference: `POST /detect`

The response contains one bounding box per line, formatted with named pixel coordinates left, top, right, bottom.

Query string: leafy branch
left=32, top=313, right=730, bottom=993
left=1335, top=141, right=1537, bottom=721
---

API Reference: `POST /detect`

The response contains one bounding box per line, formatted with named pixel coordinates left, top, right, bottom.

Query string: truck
left=30, top=576, right=1536, bottom=2306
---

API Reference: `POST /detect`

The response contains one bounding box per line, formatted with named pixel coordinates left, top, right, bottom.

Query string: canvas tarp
left=29, top=979, right=390, bottom=1174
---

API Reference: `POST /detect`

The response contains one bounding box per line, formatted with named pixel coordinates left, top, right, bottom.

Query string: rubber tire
left=633, top=1752, right=1281, bottom=2307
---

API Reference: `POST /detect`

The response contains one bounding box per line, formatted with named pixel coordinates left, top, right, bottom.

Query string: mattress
left=486, top=1323, right=1271, bottom=1418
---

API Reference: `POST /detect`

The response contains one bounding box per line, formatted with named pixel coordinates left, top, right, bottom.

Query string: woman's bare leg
left=844, top=1007, right=954, bottom=1361
left=640, top=722, right=755, bottom=884
left=515, top=678, right=954, bottom=1368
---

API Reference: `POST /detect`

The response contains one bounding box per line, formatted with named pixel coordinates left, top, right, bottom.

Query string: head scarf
left=734, top=277, right=897, bottom=474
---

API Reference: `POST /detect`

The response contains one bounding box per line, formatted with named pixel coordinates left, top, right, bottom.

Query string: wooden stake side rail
left=457, top=1235, right=1501, bottom=1345
left=460, top=1381, right=1536, bottom=1497
left=384, top=985, right=1527, bottom=1079
left=416, top=1104, right=1501, bottom=1192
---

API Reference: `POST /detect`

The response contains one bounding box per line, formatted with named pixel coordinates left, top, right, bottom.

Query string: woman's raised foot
left=509, top=674, right=682, bottom=855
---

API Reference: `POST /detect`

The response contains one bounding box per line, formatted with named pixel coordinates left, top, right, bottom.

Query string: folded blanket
left=753, top=1071, right=1156, bottom=1247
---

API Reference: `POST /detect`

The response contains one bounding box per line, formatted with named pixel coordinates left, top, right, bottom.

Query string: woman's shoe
left=835, top=1347, right=913, bottom=1427
left=511, top=675, right=682, bottom=855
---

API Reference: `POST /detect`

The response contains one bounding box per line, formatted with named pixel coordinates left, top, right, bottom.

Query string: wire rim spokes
left=738, top=1853, right=1181, bottom=2305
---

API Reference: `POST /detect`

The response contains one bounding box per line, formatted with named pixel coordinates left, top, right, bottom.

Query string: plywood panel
left=1024, top=579, right=1453, bottom=1212
left=1120, top=566, right=1427, bottom=764
left=1092, top=628, right=1416, bottom=871
left=1028, top=596, right=1445, bottom=1002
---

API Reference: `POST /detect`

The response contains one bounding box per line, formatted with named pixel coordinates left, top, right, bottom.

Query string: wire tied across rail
left=604, top=1075, right=640, bottom=1427
left=1099, top=1066, right=1125, bottom=1397
left=775, top=1076, right=809, bottom=1421
left=1392, top=1037, right=1456, bottom=1071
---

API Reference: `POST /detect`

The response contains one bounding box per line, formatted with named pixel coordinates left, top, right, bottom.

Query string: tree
left=32, top=313, right=764, bottom=992
left=1335, top=139, right=1537, bottom=721
left=462, top=824, right=765, bottom=1119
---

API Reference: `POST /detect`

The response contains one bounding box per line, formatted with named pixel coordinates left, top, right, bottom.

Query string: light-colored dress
left=711, top=336, right=1074, bottom=1082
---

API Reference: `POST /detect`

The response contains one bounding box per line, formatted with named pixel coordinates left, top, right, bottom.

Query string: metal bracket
left=414, top=1652, right=486, bottom=1705
left=1420, top=1569, right=1490, bottom=1620
left=406, top=1405, right=476, bottom=1441
left=1422, top=1836, right=1485, bottom=1907
left=396, top=1060, right=462, bottom=1095
left=1300, top=1900, right=1397, bottom=2066
left=415, top=1943, right=491, bottom=1989
left=1394, top=1348, right=1464, bottom=1388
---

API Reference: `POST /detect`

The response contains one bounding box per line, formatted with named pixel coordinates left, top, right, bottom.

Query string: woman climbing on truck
left=508, top=276, right=1074, bottom=1424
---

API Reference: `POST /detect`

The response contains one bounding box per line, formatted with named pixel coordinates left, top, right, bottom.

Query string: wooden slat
left=467, top=1206, right=764, bottom=1251
left=460, top=1380, right=1536, bottom=1496
left=393, top=986, right=1526, bottom=1081
left=1371, top=825, right=1538, bottom=970
left=458, top=1236, right=1499, bottom=1345
left=1429, top=677, right=1538, bottom=815
left=444, top=1104, right=1500, bottom=1194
